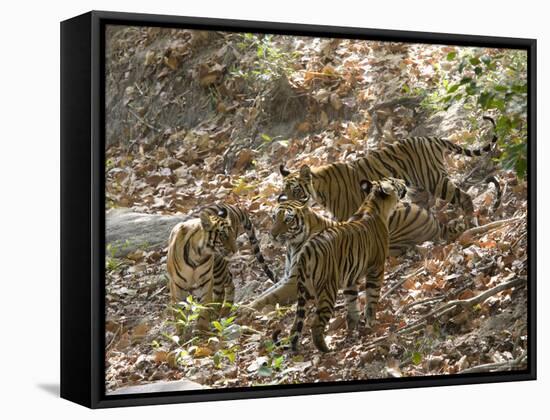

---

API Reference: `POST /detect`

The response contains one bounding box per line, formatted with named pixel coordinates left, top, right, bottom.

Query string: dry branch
left=381, top=267, right=426, bottom=300
left=363, top=275, right=526, bottom=350
left=459, top=216, right=522, bottom=239
left=127, top=106, right=162, bottom=133
left=397, top=275, right=524, bottom=335
left=459, top=353, right=527, bottom=374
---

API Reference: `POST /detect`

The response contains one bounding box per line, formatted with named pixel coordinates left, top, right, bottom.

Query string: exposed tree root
left=363, top=276, right=525, bottom=351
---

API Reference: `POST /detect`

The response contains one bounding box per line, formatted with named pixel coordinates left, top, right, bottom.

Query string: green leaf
left=478, top=91, right=493, bottom=109
left=465, top=82, right=478, bottom=96
left=226, top=351, right=236, bottom=364
left=474, top=66, right=482, bottom=76
left=469, top=56, right=481, bottom=65
left=411, top=351, right=423, bottom=365
left=446, top=51, right=457, bottom=61
left=515, top=157, right=527, bottom=179
left=447, top=84, right=459, bottom=93
left=264, top=340, right=275, bottom=353
left=213, top=352, right=221, bottom=368
left=490, top=98, right=506, bottom=111
left=260, top=133, right=272, bottom=142
left=273, top=355, right=284, bottom=370
left=511, top=83, right=527, bottom=94
left=211, top=321, right=223, bottom=332
left=257, top=365, right=273, bottom=377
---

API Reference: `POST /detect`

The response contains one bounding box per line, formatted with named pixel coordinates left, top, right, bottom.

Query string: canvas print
left=104, top=25, right=529, bottom=394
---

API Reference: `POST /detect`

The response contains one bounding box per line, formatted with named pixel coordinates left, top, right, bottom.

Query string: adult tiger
left=249, top=198, right=464, bottom=310
left=280, top=116, right=497, bottom=221
left=283, top=177, right=406, bottom=352
left=167, top=203, right=274, bottom=329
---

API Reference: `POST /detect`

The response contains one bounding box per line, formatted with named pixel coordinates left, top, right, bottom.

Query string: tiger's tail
left=289, top=263, right=309, bottom=352
left=270, top=260, right=307, bottom=351
left=239, top=211, right=276, bottom=283
left=484, top=175, right=502, bottom=211
left=442, top=116, right=498, bottom=157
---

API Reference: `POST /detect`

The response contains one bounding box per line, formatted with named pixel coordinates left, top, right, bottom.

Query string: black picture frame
left=61, top=10, right=537, bottom=409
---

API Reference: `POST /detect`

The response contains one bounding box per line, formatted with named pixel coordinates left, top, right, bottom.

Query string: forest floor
left=104, top=27, right=528, bottom=392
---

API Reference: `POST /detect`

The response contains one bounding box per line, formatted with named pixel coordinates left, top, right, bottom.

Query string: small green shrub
left=424, top=49, right=528, bottom=179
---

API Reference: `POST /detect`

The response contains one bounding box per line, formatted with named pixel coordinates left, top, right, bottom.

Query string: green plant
left=424, top=49, right=527, bottom=179
left=212, top=345, right=239, bottom=369
left=231, top=33, right=296, bottom=82
left=170, top=295, right=211, bottom=334
left=105, top=243, right=124, bottom=271
left=211, top=316, right=237, bottom=340
left=254, top=338, right=289, bottom=378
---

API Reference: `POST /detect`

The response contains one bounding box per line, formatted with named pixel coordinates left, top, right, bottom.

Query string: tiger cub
left=250, top=198, right=464, bottom=311
left=167, top=203, right=274, bottom=329
left=280, top=116, right=497, bottom=221
left=284, top=177, right=406, bottom=352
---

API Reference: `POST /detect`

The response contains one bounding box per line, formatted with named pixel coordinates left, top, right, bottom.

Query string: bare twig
left=127, top=106, right=162, bottom=133
left=397, top=276, right=524, bottom=335
left=381, top=267, right=426, bottom=300
left=106, top=325, right=122, bottom=351
left=396, top=296, right=445, bottom=315
left=459, top=216, right=522, bottom=239
left=459, top=354, right=527, bottom=374
left=362, top=276, right=526, bottom=351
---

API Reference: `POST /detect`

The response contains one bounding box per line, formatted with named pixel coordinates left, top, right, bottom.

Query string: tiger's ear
left=299, top=165, right=312, bottom=182
left=277, top=194, right=288, bottom=203
left=217, top=206, right=228, bottom=218
left=399, top=184, right=407, bottom=199
left=360, top=179, right=373, bottom=194
left=200, top=212, right=213, bottom=230
left=279, top=164, right=291, bottom=178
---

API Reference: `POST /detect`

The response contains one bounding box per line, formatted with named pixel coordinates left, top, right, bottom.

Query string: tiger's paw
left=311, top=327, right=330, bottom=353
left=346, top=314, right=360, bottom=332
left=364, top=315, right=375, bottom=331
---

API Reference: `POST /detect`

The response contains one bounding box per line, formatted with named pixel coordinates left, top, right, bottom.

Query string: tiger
left=283, top=177, right=407, bottom=352
left=166, top=203, right=274, bottom=329
left=249, top=197, right=465, bottom=311
left=279, top=116, right=498, bottom=221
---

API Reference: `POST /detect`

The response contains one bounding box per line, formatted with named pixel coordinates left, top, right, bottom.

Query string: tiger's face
left=200, top=211, right=237, bottom=257
left=279, top=164, right=313, bottom=203
left=359, top=177, right=407, bottom=218
left=270, top=199, right=307, bottom=245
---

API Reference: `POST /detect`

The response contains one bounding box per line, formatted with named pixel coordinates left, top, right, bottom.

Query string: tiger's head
left=270, top=196, right=308, bottom=246
left=279, top=164, right=313, bottom=204
left=199, top=207, right=237, bottom=257
left=356, top=177, right=407, bottom=220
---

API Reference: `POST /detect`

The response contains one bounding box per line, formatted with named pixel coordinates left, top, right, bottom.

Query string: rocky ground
left=104, top=26, right=528, bottom=392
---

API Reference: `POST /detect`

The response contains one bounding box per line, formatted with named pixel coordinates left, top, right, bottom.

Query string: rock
left=106, top=208, right=186, bottom=257
left=107, top=378, right=207, bottom=395
left=409, top=101, right=469, bottom=137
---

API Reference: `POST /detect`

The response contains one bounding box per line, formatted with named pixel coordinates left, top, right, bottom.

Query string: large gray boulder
left=107, top=378, right=207, bottom=395
left=106, top=208, right=186, bottom=257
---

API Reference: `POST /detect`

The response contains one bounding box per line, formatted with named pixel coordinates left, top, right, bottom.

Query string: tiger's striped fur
left=167, top=203, right=274, bottom=329
left=250, top=198, right=464, bottom=310
left=285, top=178, right=407, bottom=352
left=280, top=116, right=497, bottom=221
